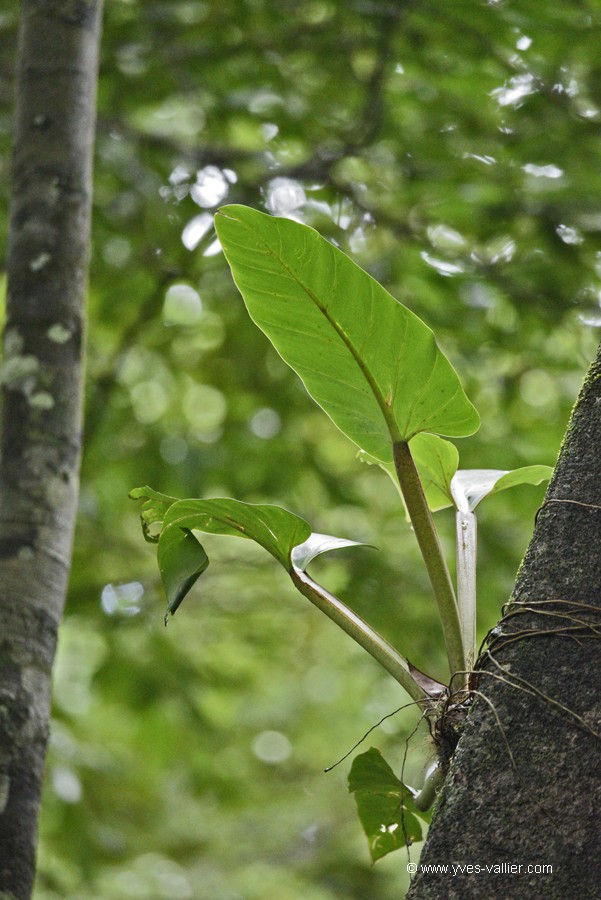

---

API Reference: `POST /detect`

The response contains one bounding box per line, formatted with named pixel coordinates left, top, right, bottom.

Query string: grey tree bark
left=0, top=2, right=102, bottom=896
left=408, top=346, right=601, bottom=899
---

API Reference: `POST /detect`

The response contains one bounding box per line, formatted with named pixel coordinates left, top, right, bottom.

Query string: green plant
left=131, top=205, right=551, bottom=861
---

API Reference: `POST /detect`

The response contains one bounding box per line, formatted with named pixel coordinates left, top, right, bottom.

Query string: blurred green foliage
left=1, top=0, right=600, bottom=896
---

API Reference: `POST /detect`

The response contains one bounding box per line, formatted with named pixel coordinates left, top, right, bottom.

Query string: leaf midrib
left=253, top=230, right=403, bottom=445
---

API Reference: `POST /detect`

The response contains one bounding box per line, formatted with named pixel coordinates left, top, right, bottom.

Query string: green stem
left=290, top=567, right=427, bottom=703
left=393, top=441, right=466, bottom=679
left=456, top=509, right=477, bottom=671
left=413, top=760, right=443, bottom=812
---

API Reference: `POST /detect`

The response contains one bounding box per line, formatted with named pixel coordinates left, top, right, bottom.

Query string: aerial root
left=478, top=597, right=601, bottom=660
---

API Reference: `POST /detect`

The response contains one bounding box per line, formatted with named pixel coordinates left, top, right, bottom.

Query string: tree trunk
left=0, top=2, right=102, bottom=896
left=408, top=345, right=601, bottom=899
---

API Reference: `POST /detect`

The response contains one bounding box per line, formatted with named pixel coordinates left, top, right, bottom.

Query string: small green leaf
left=349, top=748, right=426, bottom=862
left=359, top=448, right=552, bottom=517
left=410, top=433, right=459, bottom=511
left=215, top=205, right=479, bottom=461
left=348, top=747, right=415, bottom=795
left=359, top=433, right=459, bottom=514
left=450, top=464, right=553, bottom=513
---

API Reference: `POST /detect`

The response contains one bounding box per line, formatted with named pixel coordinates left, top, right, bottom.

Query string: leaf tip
left=215, top=203, right=245, bottom=224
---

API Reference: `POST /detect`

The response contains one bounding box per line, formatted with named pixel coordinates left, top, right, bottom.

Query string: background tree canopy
left=1, top=1, right=599, bottom=897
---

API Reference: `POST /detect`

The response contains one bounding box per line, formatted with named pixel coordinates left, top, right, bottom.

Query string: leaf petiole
left=455, top=509, right=477, bottom=671
left=393, top=441, right=466, bottom=679
left=290, top=566, right=427, bottom=703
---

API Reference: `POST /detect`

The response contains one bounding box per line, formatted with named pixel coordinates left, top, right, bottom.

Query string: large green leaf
left=214, top=205, right=479, bottom=461
left=348, top=747, right=427, bottom=862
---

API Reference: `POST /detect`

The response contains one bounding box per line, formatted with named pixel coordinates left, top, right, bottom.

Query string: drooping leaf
left=156, top=498, right=311, bottom=614
left=348, top=747, right=426, bottom=862
left=133, top=492, right=375, bottom=619
left=159, top=528, right=209, bottom=618
left=163, top=498, right=311, bottom=566
left=215, top=205, right=479, bottom=461
left=450, top=465, right=553, bottom=513
left=132, top=490, right=425, bottom=698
